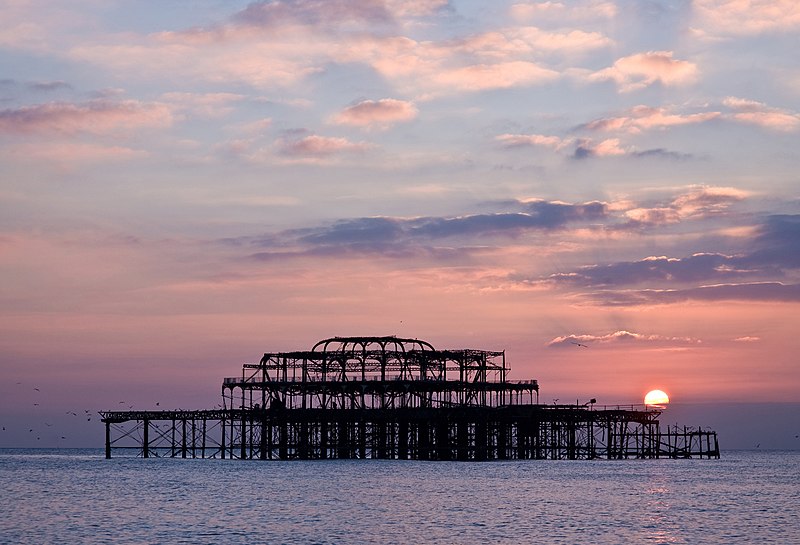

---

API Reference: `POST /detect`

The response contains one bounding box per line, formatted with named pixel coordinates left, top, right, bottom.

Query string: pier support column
left=221, top=417, right=226, bottom=459
left=105, top=421, right=111, bottom=459
left=143, top=419, right=149, bottom=458
left=181, top=419, right=187, bottom=459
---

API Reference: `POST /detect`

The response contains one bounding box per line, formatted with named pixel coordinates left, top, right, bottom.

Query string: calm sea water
left=0, top=449, right=797, bottom=544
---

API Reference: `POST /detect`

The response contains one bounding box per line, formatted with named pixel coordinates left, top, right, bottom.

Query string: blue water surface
left=0, top=449, right=797, bottom=544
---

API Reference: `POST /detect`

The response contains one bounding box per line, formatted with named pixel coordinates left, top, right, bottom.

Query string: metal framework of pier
left=101, top=336, right=719, bottom=460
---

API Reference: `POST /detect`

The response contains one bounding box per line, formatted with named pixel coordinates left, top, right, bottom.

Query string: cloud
left=742, top=214, right=800, bottom=269
left=484, top=26, right=611, bottom=54
left=495, top=133, right=572, bottom=150
left=670, top=186, right=748, bottom=218
left=510, top=1, right=617, bottom=23
left=547, top=330, right=701, bottom=347
left=498, top=131, right=690, bottom=161
left=588, top=51, right=698, bottom=92
left=431, top=61, right=559, bottom=93
left=385, top=0, right=451, bottom=18
left=548, top=253, right=766, bottom=288
left=532, top=214, right=800, bottom=306
left=232, top=0, right=394, bottom=28
left=723, top=97, right=800, bottom=132
left=584, top=282, right=800, bottom=306
left=692, top=0, right=800, bottom=38
left=0, top=99, right=173, bottom=134
left=276, top=131, right=373, bottom=157
left=583, top=105, right=722, bottom=134
left=733, top=336, right=760, bottom=343
left=238, top=198, right=612, bottom=261
left=28, top=80, right=72, bottom=92
left=623, top=186, right=748, bottom=226
left=573, top=138, right=627, bottom=158
left=332, top=98, right=418, bottom=129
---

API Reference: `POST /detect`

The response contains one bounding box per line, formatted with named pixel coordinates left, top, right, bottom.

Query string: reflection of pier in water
left=100, top=336, right=719, bottom=460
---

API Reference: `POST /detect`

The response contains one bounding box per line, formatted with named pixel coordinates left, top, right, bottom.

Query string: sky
left=1, top=0, right=799, bottom=449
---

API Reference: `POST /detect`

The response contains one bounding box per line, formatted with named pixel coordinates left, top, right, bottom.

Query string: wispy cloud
left=28, top=80, right=72, bottom=92
left=723, top=97, right=800, bottom=132
left=583, top=282, right=800, bottom=306
left=276, top=131, right=373, bottom=158
left=548, top=253, right=763, bottom=288
left=495, top=133, right=572, bottom=150
left=236, top=198, right=612, bottom=261
left=510, top=1, right=617, bottom=23
left=692, top=0, right=800, bottom=38
left=547, top=330, right=702, bottom=347
left=0, top=99, right=173, bottom=134
left=332, top=98, right=418, bottom=129
left=582, top=105, right=722, bottom=134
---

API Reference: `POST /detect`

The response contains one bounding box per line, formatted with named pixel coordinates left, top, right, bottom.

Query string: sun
left=644, top=389, right=670, bottom=407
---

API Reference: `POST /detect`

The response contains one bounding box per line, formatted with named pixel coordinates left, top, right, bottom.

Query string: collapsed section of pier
left=100, top=336, right=719, bottom=460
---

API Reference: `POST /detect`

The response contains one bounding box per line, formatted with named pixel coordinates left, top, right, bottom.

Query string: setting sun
left=644, top=390, right=670, bottom=407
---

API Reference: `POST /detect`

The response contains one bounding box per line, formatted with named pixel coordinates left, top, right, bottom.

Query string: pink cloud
left=723, top=97, right=800, bottom=131
left=670, top=186, right=748, bottom=218
left=574, top=137, right=628, bottom=157
left=692, top=0, right=800, bottom=38
left=498, top=134, right=636, bottom=159
left=623, top=186, right=748, bottom=225
left=332, top=99, right=418, bottom=129
left=624, top=207, right=682, bottom=225
left=584, top=105, right=722, bottom=133
left=0, top=99, right=173, bottom=134
left=277, top=133, right=373, bottom=156
left=495, top=133, right=571, bottom=149
left=548, top=330, right=701, bottom=347
left=589, top=51, right=698, bottom=92
left=457, top=27, right=610, bottom=58
left=432, top=61, right=559, bottom=92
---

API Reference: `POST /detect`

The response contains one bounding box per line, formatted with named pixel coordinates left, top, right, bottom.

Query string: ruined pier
left=101, top=336, right=719, bottom=460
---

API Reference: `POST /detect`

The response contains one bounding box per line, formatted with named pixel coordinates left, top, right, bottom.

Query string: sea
left=0, top=449, right=797, bottom=544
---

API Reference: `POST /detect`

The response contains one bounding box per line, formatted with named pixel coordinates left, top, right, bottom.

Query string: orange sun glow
left=644, top=389, right=670, bottom=407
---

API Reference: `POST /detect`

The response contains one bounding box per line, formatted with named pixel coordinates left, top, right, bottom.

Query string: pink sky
left=1, top=0, right=799, bottom=448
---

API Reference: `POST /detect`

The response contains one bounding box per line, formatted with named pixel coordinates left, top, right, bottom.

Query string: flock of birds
left=1, top=384, right=162, bottom=443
